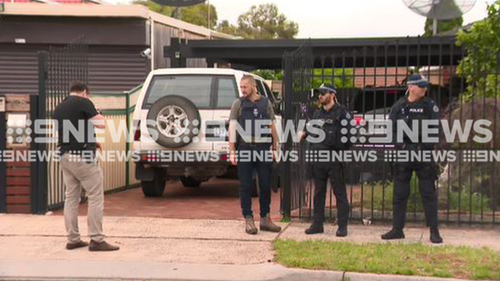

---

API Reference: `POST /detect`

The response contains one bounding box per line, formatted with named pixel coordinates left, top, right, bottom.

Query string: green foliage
left=422, top=0, right=463, bottom=37
left=312, top=69, right=354, bottom=89
left=448, top=184, right=492, bottom=215
left=134, top=1, right=218, bottom=29
left=217, top=20, right=238, bottom=36
left=274, top=240, right=500, bottom=280
left=252, top=70, right=283, bottom=80
left=456, top=1, right=500, bottom=100
left=355, top=178, right=491, bottom=215
left=216, top=4, right=299, bottom=39
left=355, top=178, right=422, bottom=212
left=424, top=17, right=463, bottom=36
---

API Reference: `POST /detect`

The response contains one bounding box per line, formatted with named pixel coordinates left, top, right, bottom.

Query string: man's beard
left=320, top=95, right=331, bottom=105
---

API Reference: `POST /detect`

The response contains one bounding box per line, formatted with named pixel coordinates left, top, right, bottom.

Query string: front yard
left=274, top=240, right=500, bottom=280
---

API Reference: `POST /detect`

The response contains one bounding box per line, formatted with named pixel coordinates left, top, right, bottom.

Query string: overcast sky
left=108, top=0, right=496, bottom=38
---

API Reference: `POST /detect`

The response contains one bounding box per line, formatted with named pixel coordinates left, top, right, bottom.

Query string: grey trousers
left=61, top=154, right=105, bottom=243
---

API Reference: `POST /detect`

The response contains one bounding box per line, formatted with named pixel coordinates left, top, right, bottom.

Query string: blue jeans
left=237, top=144, right=273, bottom=218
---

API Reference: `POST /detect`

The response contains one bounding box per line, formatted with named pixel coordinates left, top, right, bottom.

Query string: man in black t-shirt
left=53, top=82, right=119, bottom=251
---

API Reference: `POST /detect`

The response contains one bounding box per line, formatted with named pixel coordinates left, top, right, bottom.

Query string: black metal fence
left=31, top=38, right=89, bottom=213
left=281, top=36, right=500, bottom=226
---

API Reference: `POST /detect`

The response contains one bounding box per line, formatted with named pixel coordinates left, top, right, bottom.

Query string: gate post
left=281, top=54, right=294, bottom=219
left=30, top=51, right=48, bottom=214
left=0, top=95, right=6, bottom=213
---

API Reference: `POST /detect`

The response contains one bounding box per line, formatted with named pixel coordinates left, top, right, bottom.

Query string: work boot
left=260, top=215, right=282, bottom=233
left=381, top=228, right=405, bottom=240
left=88, top=240, right=120, bottom=252
left=245, top=216, right=258, bottom=235
left=336, top=225, right=348, bottom=237
left=305, top=224, right=324, bottom=235
left=430, top=227, right=443, bottom=244
left=66, top=240, right=89, bottom=250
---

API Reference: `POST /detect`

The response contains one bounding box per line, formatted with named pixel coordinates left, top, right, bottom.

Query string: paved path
left=0, top=214, right=498, bottom=280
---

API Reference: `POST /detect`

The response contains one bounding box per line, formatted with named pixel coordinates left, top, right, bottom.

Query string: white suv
left=132, top=68, right=281, bottom=197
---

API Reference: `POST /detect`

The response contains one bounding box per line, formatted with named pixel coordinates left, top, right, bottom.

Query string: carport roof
left=167, top=36, right=463, bottom=70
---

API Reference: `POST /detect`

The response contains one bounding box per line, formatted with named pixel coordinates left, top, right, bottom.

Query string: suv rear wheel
left=141, top=169, right=167, bottom=197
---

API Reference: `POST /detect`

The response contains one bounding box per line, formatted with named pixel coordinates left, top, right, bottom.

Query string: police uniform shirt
left=308, top=103, right=352, bottom=150
left=389, top=96, right=440, bottom=150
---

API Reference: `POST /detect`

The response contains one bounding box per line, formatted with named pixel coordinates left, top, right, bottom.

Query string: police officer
left=228, top=75, right=281, bottom=235
left=381, top=74, right=443, bottom=244
left=304, top=83, right=351, bottom=237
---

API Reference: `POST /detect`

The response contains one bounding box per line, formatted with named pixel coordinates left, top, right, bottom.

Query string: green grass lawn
left=274, top=240, right=500, bottom=280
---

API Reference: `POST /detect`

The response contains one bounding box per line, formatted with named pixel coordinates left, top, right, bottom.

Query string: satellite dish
left=403, top=0, right=476, bottom=34
left=151, top=0, right=206, bottom=7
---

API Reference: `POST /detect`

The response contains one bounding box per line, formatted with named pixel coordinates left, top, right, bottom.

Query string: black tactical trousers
left=312, top=161, right=349, bottom=227
left=392, top=162, right=439, bottom=229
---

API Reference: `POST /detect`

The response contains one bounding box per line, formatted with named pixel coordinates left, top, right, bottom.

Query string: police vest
left=312, top=105, right=352, bottom=150
left=238, top=96, right=272, bottom=143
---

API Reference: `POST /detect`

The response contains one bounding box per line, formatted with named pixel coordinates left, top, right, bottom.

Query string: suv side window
left=256, top=80, right=268, bottom=98
left=262, top=81, right=276, bottom=104
left=143, top=75, right=212, bottom=109
left=216, top=76, right=238, bottom=109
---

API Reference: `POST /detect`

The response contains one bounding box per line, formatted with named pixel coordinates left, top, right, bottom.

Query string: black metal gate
left=31, top=39, right=89, bottom=213
left=281, top=36, right=500, bottom=226
left=281, top=40, right=314, bottom=219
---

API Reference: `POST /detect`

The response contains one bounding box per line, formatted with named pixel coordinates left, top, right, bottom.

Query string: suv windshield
left=143, top=75, right=212, bottom=109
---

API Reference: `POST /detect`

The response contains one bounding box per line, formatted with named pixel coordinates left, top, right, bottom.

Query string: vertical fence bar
left=446, top=41, right=454, bottom=224
left=349, top=50, right=356, bottom=221
left=0, top=99, right=6, bottom=213
left=32, top=51, right=48, bottom=214
left=361, top=47, right=367, bottom=221
left=493, top=51, right=499, bottom=224
left=125, top=90, right=131, bottom=189
left=371, top=45, right=377, bottom=222
left=458, top=46, right=466, bottom=226
left=382, top=43, right=389, bottom=222
left=281, top=53, right=293, bottom=219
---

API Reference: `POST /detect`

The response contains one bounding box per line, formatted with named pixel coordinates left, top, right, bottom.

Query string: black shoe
left=381, top=228, right=405, bottom=240
left=430, top=227, right=443, bottom=244
left=89, top=240, right=120, bottom=252
left=305, top=224, right=324, bottom=235
left=336, top=226, right=348, bottom=237
left=66, top=240, right=89, bottom=250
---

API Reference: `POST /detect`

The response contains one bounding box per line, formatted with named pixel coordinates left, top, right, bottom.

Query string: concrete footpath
left=0, top=214, right=498, bottom=281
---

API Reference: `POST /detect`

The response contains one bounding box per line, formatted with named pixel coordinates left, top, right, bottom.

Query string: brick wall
left=4, top=95, right=31, bottom=214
